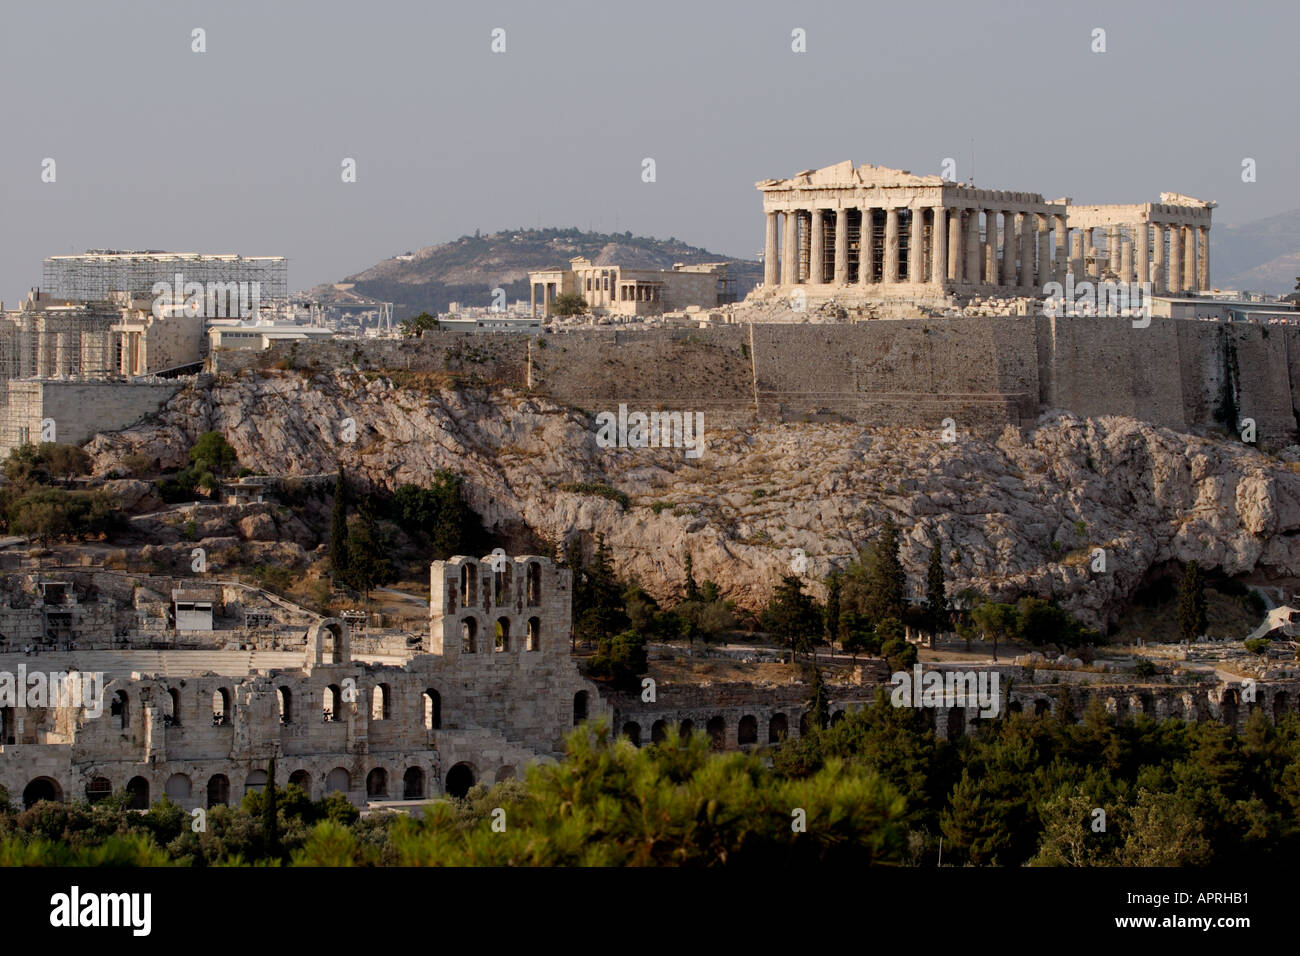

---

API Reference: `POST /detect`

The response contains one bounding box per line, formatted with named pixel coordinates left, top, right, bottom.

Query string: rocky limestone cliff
left=83, top=367, right=1300, bottom=628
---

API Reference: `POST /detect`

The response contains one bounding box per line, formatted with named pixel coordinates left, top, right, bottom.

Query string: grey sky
left=2, top=0, right=1296, bottom=304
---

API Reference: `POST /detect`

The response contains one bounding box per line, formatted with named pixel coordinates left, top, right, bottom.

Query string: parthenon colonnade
left=757, top=162, right=1216, bottom=297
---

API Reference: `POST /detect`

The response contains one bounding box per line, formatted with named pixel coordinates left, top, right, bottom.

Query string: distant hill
left=1212, top=208, right=1300, bottom=295
left=308, top=228, right=762, bottom=316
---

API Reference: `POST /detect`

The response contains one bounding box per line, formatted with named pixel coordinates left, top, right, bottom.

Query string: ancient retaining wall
left=211, top=317, right=1300, bottom=443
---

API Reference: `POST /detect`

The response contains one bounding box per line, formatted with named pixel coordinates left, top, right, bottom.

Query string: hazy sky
left=2, top=0, right=1297, bottom=303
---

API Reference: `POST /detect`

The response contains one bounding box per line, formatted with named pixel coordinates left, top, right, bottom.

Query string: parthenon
left=755, top=162, right=1216, bottom=305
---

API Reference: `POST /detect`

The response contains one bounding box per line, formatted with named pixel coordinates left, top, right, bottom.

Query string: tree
left=825, top=572, right=842, bottom=650
left=761, top=576, right=821, bottom=660
left=878, top=617, right=916, bottom=672
left=972, top=600, right=1019, bottom=661
left=683, top=553, right=700, bottom=603
left=329, top=467, right=349, bottom=586
left=392, top=471, right=473, bottom=558
left=1177, top=560, right=1208, bottom=647
left=342, top=503, right=394, bottom=598
left=551, top=293, right=588, bottom=317
left=806, top=665, right=830, bottom=732
left=586, top=630, right=649, bottom=691
left=189, top=431, right=238, bottom=479
left=400, top=312, right=439, bottom=337
left=842, top=516, right=908, bottom=628
left=3, top=442, right=92, bottom=489
left=573, top=535, right=628, bottom=646
left=924, top=541, right=949, bottom=637
left=262, top=757, right=281, bottom=860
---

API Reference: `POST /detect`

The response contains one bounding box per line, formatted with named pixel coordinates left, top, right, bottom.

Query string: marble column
left=1086, top=229, right=1100, bottom=279
left=1070, top=229, right=1085, bottom=280
left=1035, top=215, right=1049, bottom=289
left=948, top=209, right=963, bottom=283
left=1108, top=227, right=1121, bottom=274
left=781, top=210, right=797, bottom=285
left=530, top=283, right=537, bottom=317
left=764, top=212, right=779, bottom=286
left=809, top=209, right=825, bottom=284
left=542, top=282, right=551, bottom=317
left=1167, top=224, right=1182, bottom=294
left=884, top=208, right=900, bottom=282
left=1119, top=237, right=1133, bottom=283
left=1183, top=226, right=1197, bottom=291
left=932, top=206, right=948, bottom=285
left=965, top=210, right=980, bottom=285
left=1054, top=216, right=1069, bottom=283
left=1018, top=213, right=1034, bottom=291
left=860, top=208, right=875, bottom=285
left=1135, top=222, right=1150, bottom=286
left=834, top=208, right=849, bottom=284
left=909, top=207, right=925, bottom=283
left=1197, top=226, right=1210, bottom=290
left=985, top=211, right=999, bottom=285
left=1003, top=211, right=1018, bottom=287
left=1151, top=224, right=1165, bottom=292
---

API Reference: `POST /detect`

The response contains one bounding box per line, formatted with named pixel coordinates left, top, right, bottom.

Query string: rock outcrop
left=84, top=367, right=1300, bottom=628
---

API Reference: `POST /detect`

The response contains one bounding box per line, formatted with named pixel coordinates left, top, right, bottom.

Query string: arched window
left=245, top=770, right=268, bottom=795
left=768, top=713, right=788, bottom=743
left=165, top=774, right=192, bottom=800
left=621, top=721, right=642, bottom=747
left=403, top=767, right=424, bottom=800
left=366, top=768, right=388, bottom=798
left=212, top=688, right=232, bottom=726
left=277, top=686, right=293, bottom=724
left=460, top=563, right=478, bottom=607
left=462, top=618, right=478, bottom=653
left=526, top=617, right=540, bottom=652
left=424, top=689, right=441, bottom=730
left=706, top=716, right=726, bottom=750
left=445, top=763, right=475, bottom=799
left=738, top=715, right=758, bottom=745
left=526, top=562, right=542, bottom=606
left=495, top=618, right=510, bottom=653
left=651, top=720, right=668, bottom=744
left=166, top=688, right=181, bottom=727
left=288, top=770, right=312, bottom=794
left=324, top=684, right=342, bottom=722
left=325, top=767, right=351, bottom=794
left=126, top=776, right=150, bottom=810
left=493, top=562, right=512, bottom=605
left=371, top=683, right=390, bottom=721
left=86, top=777, right=112, bottom=804
left=573, top=691, right=588, bottom=726
left=110, top=690, right=130, bottom=730
left=23, top=777, right=63, bottom=808
left=206, top=774, right=230, bottom=807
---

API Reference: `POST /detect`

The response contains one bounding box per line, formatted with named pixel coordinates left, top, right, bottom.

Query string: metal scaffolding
left=42, top=251, right=288, bottom=303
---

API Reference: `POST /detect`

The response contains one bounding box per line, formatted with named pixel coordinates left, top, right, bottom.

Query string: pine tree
left=807, top=664, right=830, bottom=731
left=1177, top=560, right=1208, bottom=646
left=825, top=572, right=842, bottom=651
left=925, top=541, right=949, bottom=637
left=329, top=466, right=349, bottom=586
left=864, top=515, right=907, bottom=626
left=683, top=552, right=700, bottom=603
left=262, top=757, right=280, bottom=860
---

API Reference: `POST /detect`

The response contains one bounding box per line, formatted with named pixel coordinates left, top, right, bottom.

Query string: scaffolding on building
left=41, top=252, right=288, bottom=303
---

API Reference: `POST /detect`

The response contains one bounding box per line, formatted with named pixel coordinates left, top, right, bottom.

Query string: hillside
left=83, top=365, right=1300, bottom=632
left=1212, top=208, right=1300, bottom=295
left=308, top=228, right=763, bottom=316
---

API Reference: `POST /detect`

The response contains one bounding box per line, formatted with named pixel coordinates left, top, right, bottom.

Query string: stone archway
left=445, top=763, right=475, bottom=799
left=23, top=777, right=63, bottom=807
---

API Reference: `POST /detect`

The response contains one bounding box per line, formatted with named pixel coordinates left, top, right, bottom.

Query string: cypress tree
left=925, top=541, right=949, bottom=636
left=329, top=466, right=349, bottom=586
left=262, top=757, right=280, bottom=860
left=1177, top=560, right=1207, bottom=646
